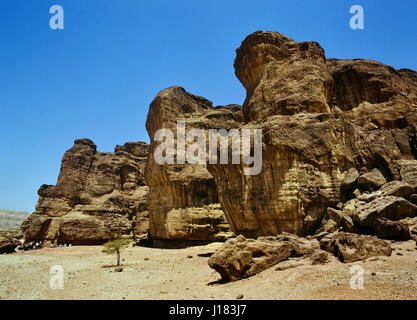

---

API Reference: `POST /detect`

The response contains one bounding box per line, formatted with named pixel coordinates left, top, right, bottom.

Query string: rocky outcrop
left=0, top=237, right=20, bottom=254
left=234, top=31, right=333, bottom=120
left=317, top=177, right=417, bottom=241
left=358, top=168, right=387, bottom=192
left=373, top=218, right=411, bottom=241
left=208, top=233, right=320, bottom=282
left=355, top=196, right=417, bottom=227
left=22, top=30, right=417, bottom=248
left=319, top=232, right=392, bottom=263
left=143, top=31, right=417, bottom=240
left=21, top=139, right=150, bottom=244
left=144, top=87, right=238, bottom=241
left=206, top=31, right=417, bottom=237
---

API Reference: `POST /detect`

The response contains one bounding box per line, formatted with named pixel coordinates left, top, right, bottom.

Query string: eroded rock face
left=234, top=31, right=333, bottom=121
left=319, top=232, right=392, bottom=263
left=208, top=233, right=320, bottom=282
left=0, top=238, right=20, bottom=254
left=21, top=139, right=150, bottom=244
left=143, top=31, right=417, bottom=239
left=206, top=31, right=417, bottom=237
left=145, top=87, right=239, bottom=241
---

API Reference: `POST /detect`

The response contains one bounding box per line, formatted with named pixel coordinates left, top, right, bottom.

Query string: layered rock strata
left=21, top=139, right=150, bottom=244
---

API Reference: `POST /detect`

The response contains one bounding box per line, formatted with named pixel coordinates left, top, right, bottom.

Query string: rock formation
left=145, top=31, right=417, bottom=241
left=209, top=31, right=417, bottom=237
left=144, top=87, right=238, bottom=242
left=319, top=232, right=392, bottom=263
left=21, top=139, right=150, bottom=244
left=22, top=30, right=417, bottom=255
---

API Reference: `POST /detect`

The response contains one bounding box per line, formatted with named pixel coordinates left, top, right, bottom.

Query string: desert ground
left=0, top=240, right=416, bottom=300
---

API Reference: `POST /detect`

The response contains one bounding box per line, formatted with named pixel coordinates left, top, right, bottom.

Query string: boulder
left=380, top=181, right=414, bottom=198
left=0, top=237, right=20, bottom=254
left=144, top=87, right=239, bottom=241
left=320, top=232, right=392, bottom=263
left=326, top=207, right=354, bottom=231
left=373, top=218, right=411, bottom=241
left=358, top=169, right=387, bottom=192
left=310, top=250, right=329, bottom=265
left=341, top=168, right=359, bottom=193
left=322, top=219, right=339, bottom=233
left=205, top=32, right=417, bottom=237
left=208, top=233, right=320, bottom=282
left=355, top=196, right=417, bottom=227
left=396, top=160, right=417, bottom=190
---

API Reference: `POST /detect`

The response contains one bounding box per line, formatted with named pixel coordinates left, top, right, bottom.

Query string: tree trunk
left=116, top=250, right=120, bottom=266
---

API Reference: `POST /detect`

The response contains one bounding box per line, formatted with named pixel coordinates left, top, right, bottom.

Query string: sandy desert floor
left=0, top=240, right=416, bottom=300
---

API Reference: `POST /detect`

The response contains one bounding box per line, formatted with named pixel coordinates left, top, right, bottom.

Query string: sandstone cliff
left=21, top=139, right=150, bottom=244
left=146, top=31, right=417, bottom=240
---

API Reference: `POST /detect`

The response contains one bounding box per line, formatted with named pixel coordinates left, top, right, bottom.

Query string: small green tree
left=103, top=238, right=131, bottom=266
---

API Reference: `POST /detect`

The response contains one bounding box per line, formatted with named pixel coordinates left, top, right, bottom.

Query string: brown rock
left=320, top=232, right=392, bottom=263
left=310, top=250, right=329, bottom=265
left=0, top=237, right=20, bottom=254
left=145, top=87, right=238, bottom=241
left=340, top=168, right=359, bottom=193
left=323, top=219, right=338, bottom=233
left=373, top=218, right=411, bottom=241
left=358, top=168, right=387, bottom=192
left=206, top=32, right=417, bottom=238
left=380, top=181, right=414, bottom=198
left=21, top=140, right=150, bottom=244
left=234, top=31, right=333, bottom=121
left=355, top=196, right=417, bottom=227
left=208, top=233, right=319, bottom=282
left=396, top=160, right=417, bottom=190
left=325, top=207, right=354, bottom=231
left=326, top=59, right=417, bottom=111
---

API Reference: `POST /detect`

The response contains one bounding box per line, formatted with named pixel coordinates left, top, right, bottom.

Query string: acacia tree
left=103, top=238, right=131, bottom=266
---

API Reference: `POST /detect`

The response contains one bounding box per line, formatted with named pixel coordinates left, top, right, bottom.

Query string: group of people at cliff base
left=50, top=243, right=72, bottom=248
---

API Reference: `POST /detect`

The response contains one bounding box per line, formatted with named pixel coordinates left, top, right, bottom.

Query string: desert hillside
left=0, top=209, right=30, bottom=230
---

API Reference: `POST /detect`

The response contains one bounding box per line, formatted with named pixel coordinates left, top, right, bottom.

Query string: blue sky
left=1, top=0, right=416, bottom=212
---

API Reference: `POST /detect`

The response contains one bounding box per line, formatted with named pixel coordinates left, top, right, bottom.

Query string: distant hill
left=0, top=209, right=30, bottom=230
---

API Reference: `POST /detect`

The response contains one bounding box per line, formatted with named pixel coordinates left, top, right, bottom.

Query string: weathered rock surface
left=144, top=87, right=238, bottom=241
left=234, top=31, right=333, bottom=121
left=340, top=168, right=359, bottom=194
left=208, top=233, right=320, bottom=282
left=207, top=31, right=417, bottom=237
left=21, top=139, right=150, bottom=244
left=410, top=194, right=417, bottom=205
left=22, top=30, right=417, bottom=247
left=320, top=232, right=392, bottom=263
left=355, top=196, right=417, bottom=227
left=0, top=237, right=20, bottom=254
left=379, top=181, right=414, bottom=198
left=396, top=160, right=417, bottom=190
left=358, top=168, right=387, bottom=192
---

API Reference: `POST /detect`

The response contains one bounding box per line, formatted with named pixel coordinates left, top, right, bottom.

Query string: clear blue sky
left=1, top=0, right=416, bottom=212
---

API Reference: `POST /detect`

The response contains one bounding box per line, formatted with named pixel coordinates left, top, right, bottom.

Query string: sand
left=0, top=240, right=416, bottom=300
